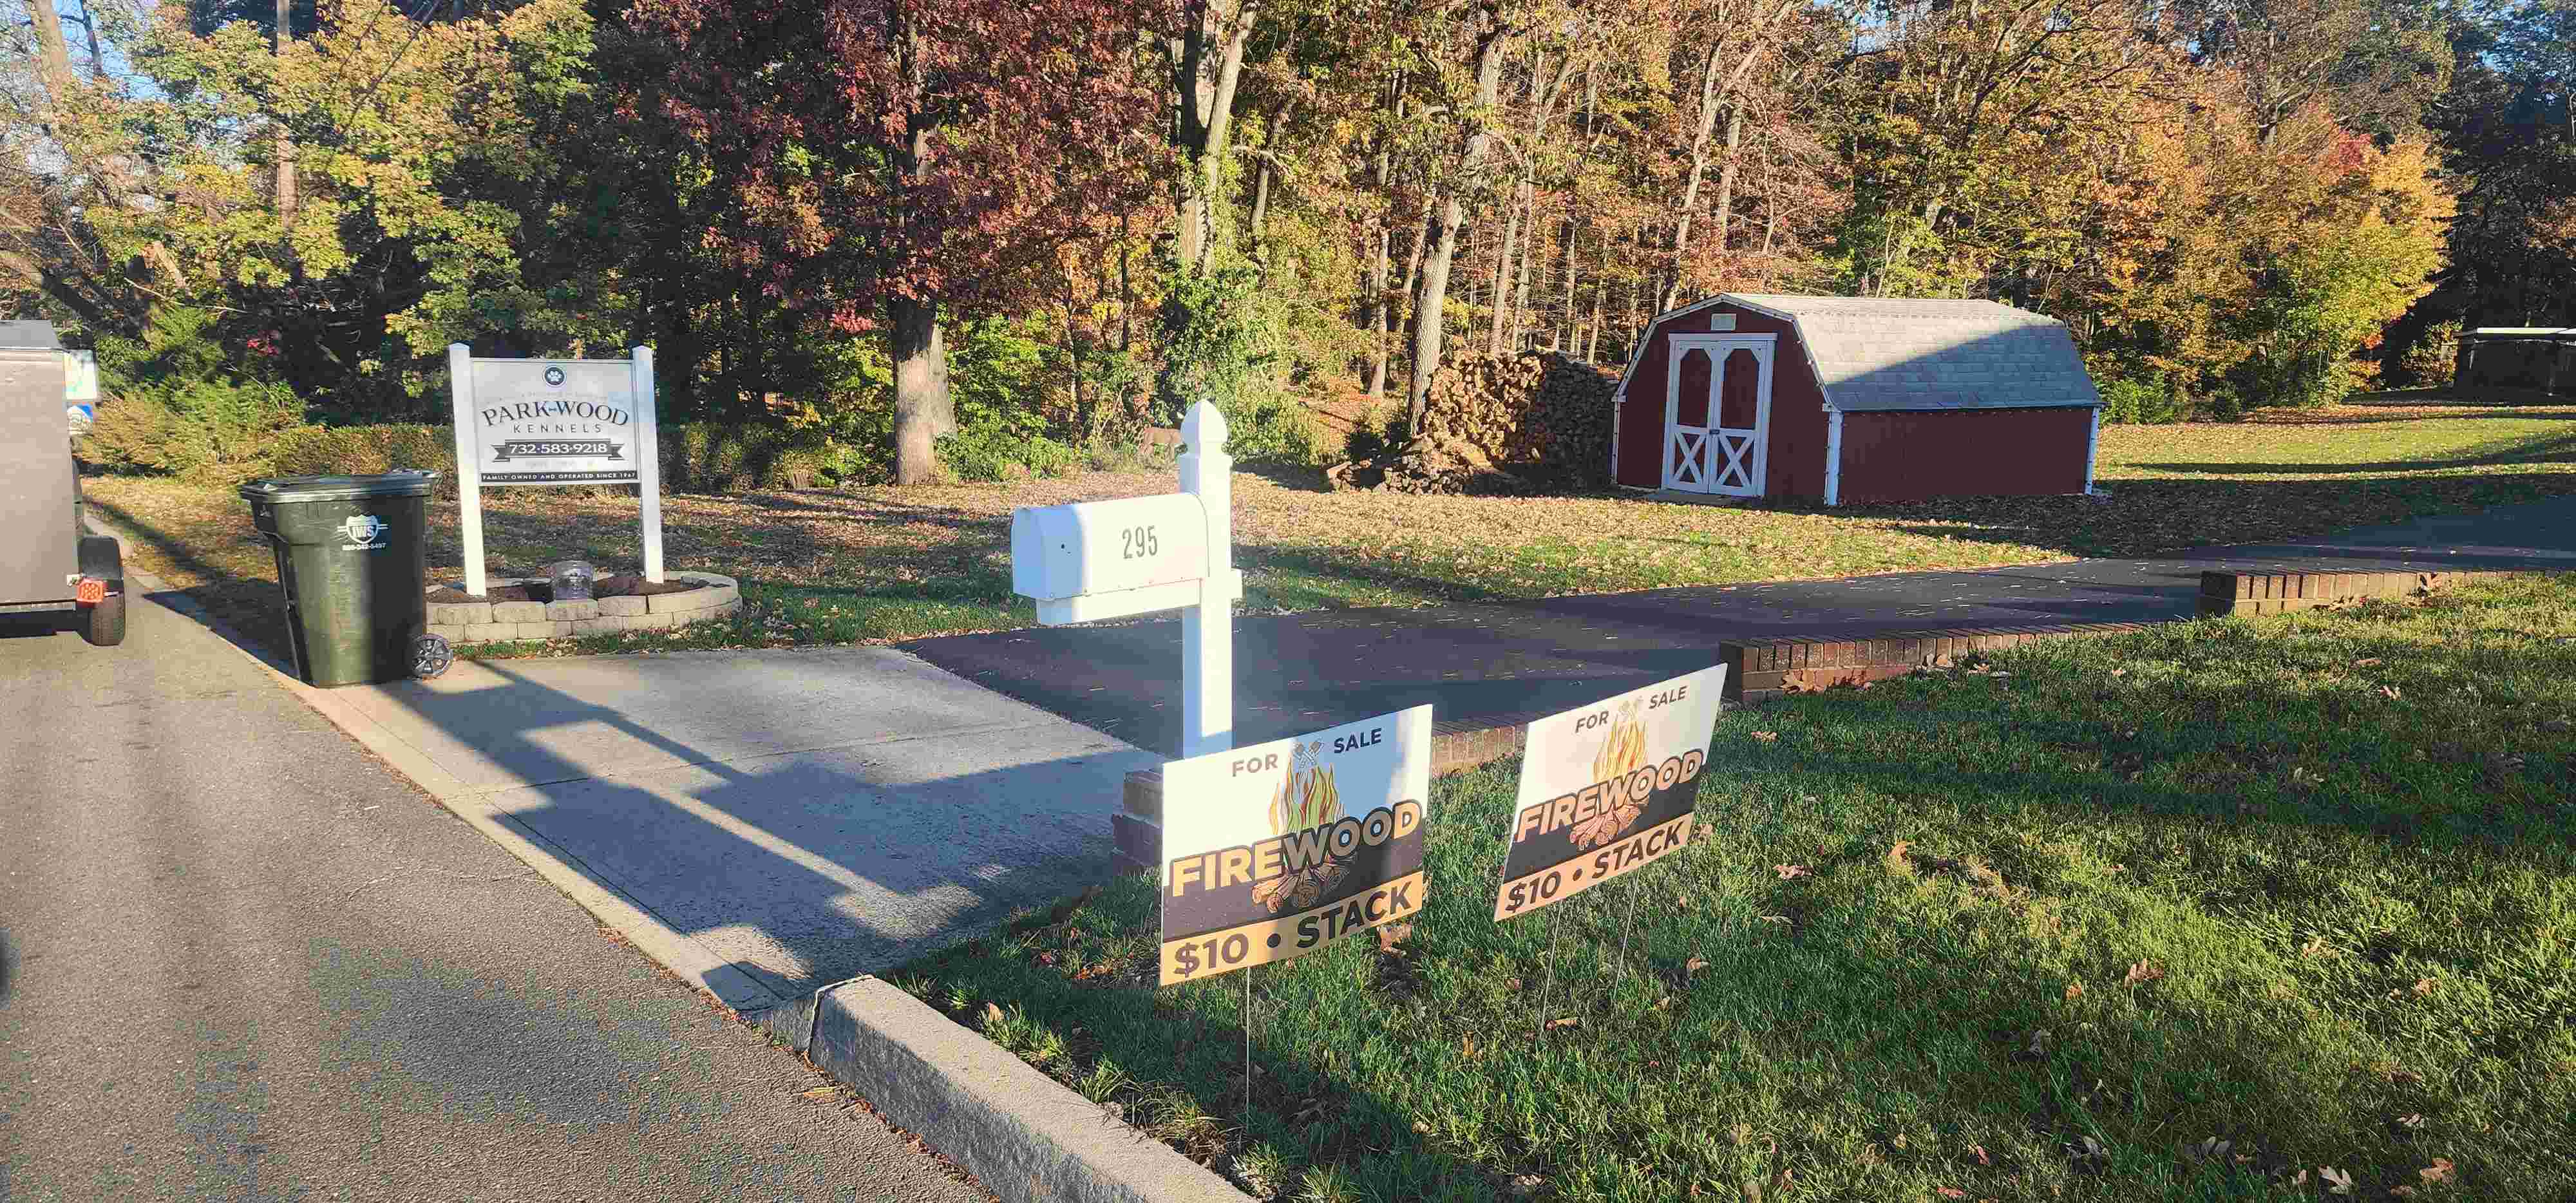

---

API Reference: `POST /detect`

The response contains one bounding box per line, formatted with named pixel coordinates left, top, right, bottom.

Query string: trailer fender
left=77, top=535, right=124, bottom=588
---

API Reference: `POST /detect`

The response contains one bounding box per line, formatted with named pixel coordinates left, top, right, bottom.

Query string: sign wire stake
left=1242, top=964, right=1255, bottom=1131
left=1531, top=911, right=1564, bottom=1052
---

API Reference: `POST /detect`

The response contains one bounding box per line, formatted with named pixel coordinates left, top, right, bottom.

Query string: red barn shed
left=1611, top=294, right=2103, bottom=505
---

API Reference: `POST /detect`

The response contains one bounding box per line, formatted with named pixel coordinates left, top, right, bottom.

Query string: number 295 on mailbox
left=1010, top=493, right=1212, bottom=625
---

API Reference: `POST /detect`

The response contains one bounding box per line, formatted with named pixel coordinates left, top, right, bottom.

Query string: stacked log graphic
left=1327, top=351, right=1619, bottom=495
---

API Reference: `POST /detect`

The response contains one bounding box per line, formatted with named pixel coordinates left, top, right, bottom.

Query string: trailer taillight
left=74, top=578, right=106, bottom=604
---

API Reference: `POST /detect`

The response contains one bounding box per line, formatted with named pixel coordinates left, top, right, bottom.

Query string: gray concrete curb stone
left=786, top=977, right=1252, bottom=1203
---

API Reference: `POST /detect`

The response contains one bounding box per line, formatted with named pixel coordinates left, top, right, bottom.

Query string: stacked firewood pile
left=1326, top=351, right=1620, bottom=495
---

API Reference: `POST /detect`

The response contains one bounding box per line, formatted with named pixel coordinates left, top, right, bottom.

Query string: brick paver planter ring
left=423, top=571, right=741, bottom=645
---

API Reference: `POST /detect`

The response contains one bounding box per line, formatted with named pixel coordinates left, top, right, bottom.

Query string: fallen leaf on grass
left=1886, top=840, right=1915, bottom=872
left=2109, top=668, right=2128, bottom=678
left=2320, top=1166, right=2354, bottom=1195
left=982, top=1001, right=1007, bottom=1028
left=1775, top=864, right=1812, bottom=880
left=1687, top=956, right=1710, bottom=976
left=2420, top=1158, right=2454, bottom=1184
left=1751, top=730, right=1779, bottom=743
left=1654, top=996, right=1676, bottom=1011
left=1758, top=914, right=1791, bottom=925
left=1544, top=1016, right=1581, bottom=1031
left=1375, top=922, right=1414, bottom=952
left=2412, top=976, right=2436, bottom=997
left=1505, top=1173, right=1546, bottom=1196
left=2354, top=657, right=2382, bottom=667
left=1461, top=1034, right=1479, bottom=1059
left=2380, top=684, right=2403, bottom=699
left=2397, top=1113, right=2426, bottom=1130
left=1970, top=1144, right=1991, bottom=1166
left=2124, top=960, right=2164, bottom=986
left=2065, top=980, right=2086, bottom=1001
left=1938, top=1189, right=1967, bottom=1198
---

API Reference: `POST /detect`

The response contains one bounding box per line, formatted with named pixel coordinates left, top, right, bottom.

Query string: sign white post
left=1010, top=398, right=1240, bottom=754
left=1177, top=402, right=1233, bottom=757
left=632, top=346, right=663, bottom=582
left=448, top=343, right=489, bottom=598
left=446, top=343, right=661, bottom=596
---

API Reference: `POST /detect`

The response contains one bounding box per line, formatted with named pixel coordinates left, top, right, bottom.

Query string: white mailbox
left=1009, top=400, right=1238, bottom=755
left=1012, top=493, right=1234, bottom=624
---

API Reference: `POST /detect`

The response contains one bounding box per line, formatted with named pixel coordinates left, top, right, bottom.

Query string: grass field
left=81, top=401, right=2575, bottom=658
left=891, top=574, right=2576, bottom=1202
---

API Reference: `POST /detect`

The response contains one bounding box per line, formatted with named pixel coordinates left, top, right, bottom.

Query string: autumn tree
left=636, top=0, right=1168, bottom=482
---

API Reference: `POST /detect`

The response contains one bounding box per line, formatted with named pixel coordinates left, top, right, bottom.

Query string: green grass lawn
left=893, top=575, right=2576, bottom=1202
left=80, top=401, right=2576, bottom=659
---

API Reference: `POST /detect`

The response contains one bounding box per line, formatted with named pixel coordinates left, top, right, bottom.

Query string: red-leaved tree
left=635, top=0, right=1170, bottom=481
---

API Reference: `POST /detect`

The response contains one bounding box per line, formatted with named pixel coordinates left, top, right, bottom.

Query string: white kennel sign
left=446, top=343, right=663, bottom=597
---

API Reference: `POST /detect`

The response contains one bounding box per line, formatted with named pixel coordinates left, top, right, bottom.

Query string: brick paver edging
left=1719, top=621, right=2157, bottom=703
left=424, top=571, right=741, bottom=644
left=2195, top=568, right=2505, bottom=617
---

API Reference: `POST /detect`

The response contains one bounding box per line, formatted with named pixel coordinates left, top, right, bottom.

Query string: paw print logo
left=543, top=365, right=567, bottom=387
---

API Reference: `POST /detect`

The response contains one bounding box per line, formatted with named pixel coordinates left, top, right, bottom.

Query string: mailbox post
left=1010, top=400, right=1240, bottom=756
left=1176, top=403, right=1232, bottom=756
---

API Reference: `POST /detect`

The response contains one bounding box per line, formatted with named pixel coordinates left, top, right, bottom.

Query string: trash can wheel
left=412, top=634, right=454, bottom=679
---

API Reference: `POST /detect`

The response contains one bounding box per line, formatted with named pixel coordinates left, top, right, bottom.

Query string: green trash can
left=238, top=471, right=446, bottom=686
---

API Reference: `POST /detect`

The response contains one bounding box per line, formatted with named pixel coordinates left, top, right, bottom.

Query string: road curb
left=761, top=977, right=1253, bottom=1203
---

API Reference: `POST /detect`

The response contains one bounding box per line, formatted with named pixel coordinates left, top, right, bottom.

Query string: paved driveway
left=905, top=497, right=2576, bottom=755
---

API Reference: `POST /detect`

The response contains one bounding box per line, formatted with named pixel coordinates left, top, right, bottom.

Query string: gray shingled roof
left=1724, top=294, right=2101, bottom=412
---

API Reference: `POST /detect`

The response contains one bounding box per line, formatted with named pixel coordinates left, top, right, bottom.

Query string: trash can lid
left=238, top=469, right=440, bottom=502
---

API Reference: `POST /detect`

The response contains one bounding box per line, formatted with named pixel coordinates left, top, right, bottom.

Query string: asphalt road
left=0, top=588, right=985, bottom=1201
left=907, top=497, right=2576, bottom=754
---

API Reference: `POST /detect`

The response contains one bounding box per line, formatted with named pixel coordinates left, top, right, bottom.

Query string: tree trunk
left=1365, top=213, right=1391, bottom=397
left=1403, top=7, right=1509, bottom=425
left=1708, top=106, right=1742, bottom=284
left=28, top=0, right=73, bottom=96
left=1396, top=204, right=1428, bottom=341
left=1663, top=44, right=1723, bottom=312
left=1248, top=158, right=1274, bottom=245
left=1559, top=211, right=1578, bottom=350
left=1171, top=0, right=1259, bottom=273
left=1485, top=177, right=1524, bottom=355
left=275, top=0, right=296, bottom=227
left=889, top=294, right=949, bottom=484
left=1363, top=105, right=1396, bottom=397
left=1508, top=182, right=1535, bottom=350
left=1583, top=277, right=1603, bottom=361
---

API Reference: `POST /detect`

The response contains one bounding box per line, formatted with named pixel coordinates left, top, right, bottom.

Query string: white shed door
left=1664, top=334, right=1774, bottom=497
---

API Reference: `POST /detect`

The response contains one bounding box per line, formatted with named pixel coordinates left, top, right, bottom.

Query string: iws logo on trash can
left=336, top=515, right=390, bottom=551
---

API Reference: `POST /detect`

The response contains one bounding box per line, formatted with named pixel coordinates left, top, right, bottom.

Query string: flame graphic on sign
left=1253, top=740, right=1350, bottom=913
left=1571, top=700, right=1651, bottom=849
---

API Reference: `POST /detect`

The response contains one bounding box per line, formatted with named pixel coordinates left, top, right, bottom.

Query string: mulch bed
left=425, top=573, right=703, bottom=603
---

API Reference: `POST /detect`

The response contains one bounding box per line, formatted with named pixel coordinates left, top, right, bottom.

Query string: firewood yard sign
left=446, top=344, right=663, bottom=597
left=1156, top=707, right=1434, bottom=985
left=1492, top=665, right=1727, bottom=920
